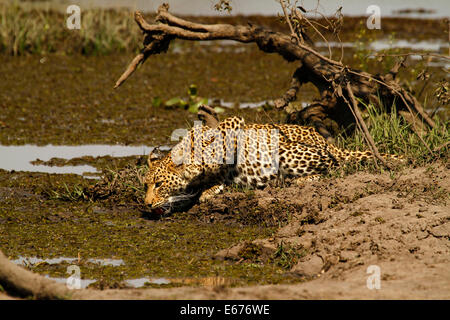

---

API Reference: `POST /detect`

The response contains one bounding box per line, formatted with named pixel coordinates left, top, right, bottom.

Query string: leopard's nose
left=144, top=196, right=153, bottom=207
left=144, top=194, right=153, bottom=206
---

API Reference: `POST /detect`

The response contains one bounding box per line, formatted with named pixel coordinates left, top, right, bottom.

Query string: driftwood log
left=115, top=3, right=437, bottom=164
left=0, top=250, right=74, bottom=299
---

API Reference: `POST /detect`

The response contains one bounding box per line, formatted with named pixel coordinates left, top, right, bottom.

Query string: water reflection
left=12, top=255, right=125, bottom=266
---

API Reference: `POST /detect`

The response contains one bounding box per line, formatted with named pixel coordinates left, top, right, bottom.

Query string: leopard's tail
left=326, top=144, right=404, bottom=164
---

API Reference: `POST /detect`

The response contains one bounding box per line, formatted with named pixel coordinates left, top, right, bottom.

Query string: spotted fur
left=144, top=117, right=401, bottom=212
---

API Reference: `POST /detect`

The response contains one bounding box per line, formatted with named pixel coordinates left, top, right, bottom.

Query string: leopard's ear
left=169, top=144, right=186, bottom=168
left=148, top=148, right=164, bottom=168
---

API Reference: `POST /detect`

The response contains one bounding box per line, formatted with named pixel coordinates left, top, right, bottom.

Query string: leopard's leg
left=294, top=174, right=322, bottom=186
left=199, top=184, right=225, bottom=203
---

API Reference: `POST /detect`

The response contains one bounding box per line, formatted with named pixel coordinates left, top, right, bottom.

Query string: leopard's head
left=144, top=150, right=195, bottom=214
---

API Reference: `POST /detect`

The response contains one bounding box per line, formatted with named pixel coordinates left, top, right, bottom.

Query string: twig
left=114, top=53, right=145, bottom=89
left=348, top=70, right=436, bottom=129
left=293, top=8, right=332, bottom=59
left=279, top=0, right=302, bottom=44
left=433, top=141, right=449, bottom=152
left=345, top=82, right=387, bottom=167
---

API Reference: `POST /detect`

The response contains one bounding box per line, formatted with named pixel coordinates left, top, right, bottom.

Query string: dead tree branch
left=0, top=250, right=73, bottom=299
left=274, top=66, right=305, bottom=109
left=115, top=3, right=437, bottom=157
left=345, top=82, right=386, bottom=167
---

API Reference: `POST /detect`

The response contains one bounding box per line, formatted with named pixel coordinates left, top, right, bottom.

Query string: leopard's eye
left=155, top=181, right=163, bottom=188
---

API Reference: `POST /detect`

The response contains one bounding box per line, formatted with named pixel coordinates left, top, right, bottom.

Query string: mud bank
left=2, top=163, right=448, bottom=299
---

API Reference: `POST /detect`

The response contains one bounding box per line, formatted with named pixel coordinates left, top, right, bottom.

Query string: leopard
left=144, top=116, right=402, bottom=214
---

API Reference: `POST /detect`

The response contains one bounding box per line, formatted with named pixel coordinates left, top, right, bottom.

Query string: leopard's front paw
left=199, top=184, right=224, bottom=203
left=294, top=174, right=321, bottom=187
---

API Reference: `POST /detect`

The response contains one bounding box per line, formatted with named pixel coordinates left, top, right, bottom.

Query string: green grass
left=336, top=101, right=449, bottom=166
left=0, top=2, right=141, bottom=55
left=43, top=182, right=90, bottom=201
left=271, top=241, right=306, bottom=270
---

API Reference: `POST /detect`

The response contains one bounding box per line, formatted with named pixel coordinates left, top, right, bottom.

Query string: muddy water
left=0, top=49, right=292, bottom=146
left=0, top=43, right=447, bottom=146
left=0, top=144, right=164, bottom=175
left=13, top=256, right=125, bottom=266
left=0, top=167, right=290, bottom=288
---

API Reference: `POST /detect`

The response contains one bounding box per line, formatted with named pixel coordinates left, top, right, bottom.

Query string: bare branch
left=115, top=2, right=437, bottom=149
left=0, top=250, right=72, bottom=299
left=274, top=65, right=305, bottom=109
left=114, top=53, right=145, bottom=89
left=345, top=83, right=386, bottom=167
left=279, top=0, right=303, bottom=44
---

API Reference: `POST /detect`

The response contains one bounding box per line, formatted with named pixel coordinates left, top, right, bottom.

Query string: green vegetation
left=45, top=182, right=89, bottom=201
left=271, top=241, right=306, bottom=270
left=154, top=84, right=225, bottom=114
left=337, top=101, right=449, bottom=165
left=0, top=3, right=141, bottom=55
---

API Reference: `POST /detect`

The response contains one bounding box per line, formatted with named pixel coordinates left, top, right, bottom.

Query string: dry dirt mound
left=189, top=164, right=450, bottom=299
